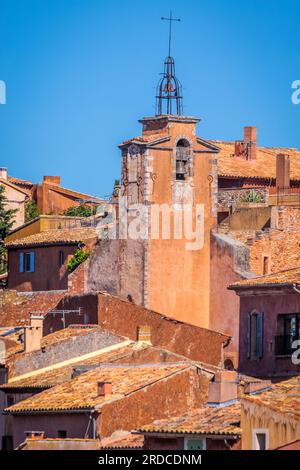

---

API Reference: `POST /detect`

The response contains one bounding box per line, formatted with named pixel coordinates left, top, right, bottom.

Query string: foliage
left=240, top=190, right=264, bottom=204
left=67, top=249, right=90, bottom=273
left=25, top=200, right=40, bottom=223
left=63, top=205, right=96, bottom=218
left=0, top=185, right=17, bottom=273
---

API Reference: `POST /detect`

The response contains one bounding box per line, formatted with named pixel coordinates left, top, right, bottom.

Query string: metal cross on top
left=161, top=11, right=181, bottom=57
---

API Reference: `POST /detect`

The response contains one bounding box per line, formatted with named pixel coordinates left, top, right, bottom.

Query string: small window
left=184, top=438, right=206, bottom=450
left=263, top=256, right=270, bottom=275
left=59, top=250, right=65, bottom=267
left=248, top=312, right=264, bottom=359
left=20, top=252, right=35, bottom=273
left=6, top=395, right=14, bottom=407
left=252, top=430, right=268, bottom=450
left=58, top=430, right=67, bottom=439
left=276, top=313, right=300, bottom=355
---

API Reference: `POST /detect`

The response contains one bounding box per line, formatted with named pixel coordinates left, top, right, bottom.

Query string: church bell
left=176, top=160, right=186, bottom=177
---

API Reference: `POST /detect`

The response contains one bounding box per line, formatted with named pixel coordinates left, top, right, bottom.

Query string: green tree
left=67, top=249, right=90, bottom=273
left=0, top=185, right=17, bottom=273
left=25, top=200, right=40, bottom=222
left=63, top=204, right=96, bottom=218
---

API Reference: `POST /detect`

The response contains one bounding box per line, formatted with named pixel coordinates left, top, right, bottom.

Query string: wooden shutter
left=247, top=313, right=251, bottom=358
left=257, top=312, right=264, bottom=358
left=19, top=253, right=24, bottom=273
left=29, top=252, right=35, bottom=273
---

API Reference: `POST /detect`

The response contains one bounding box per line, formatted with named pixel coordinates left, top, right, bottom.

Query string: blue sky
left=0, top=0, right=299, bottom=197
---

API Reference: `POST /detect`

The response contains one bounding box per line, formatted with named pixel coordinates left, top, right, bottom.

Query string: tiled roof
left=7, top=176, right=33, bottom=188
left=2, top=342, right=142, bottom=390
left=100, top=432, right=144, bottom=449
left=5, top=364, right=189, bottom=413
left=243, top=376, right=300, bottom=421
left=138, top=402, right=241, bottom=436
left=211, top=140, right=300, bottom=181
left=18, top=438, right=100, bottom=451
left=5, top=227, right=98, bottom=248
left=229, top=267, right=300, bottom=290
left=120, top=134, right=170, bottom=146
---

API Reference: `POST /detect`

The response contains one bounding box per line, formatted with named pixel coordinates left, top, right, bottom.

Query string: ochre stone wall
left=98, top=367, right=209, bottom=438
left=97, top=293, right=228, bottom=366
left=241, top=399, right=300, bottom=450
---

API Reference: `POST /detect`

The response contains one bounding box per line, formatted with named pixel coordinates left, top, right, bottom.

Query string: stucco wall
left=239, top=291, right=300, bottom=377
left=241, top=399, right=300, bottom=450
left=7, top=245, right=77, bottom=292
left=12, top=413, right=94, bottom=449
left=209, top=233, right=245, bottom=357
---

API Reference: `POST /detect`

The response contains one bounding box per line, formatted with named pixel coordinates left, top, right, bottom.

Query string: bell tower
left=117, top=14, right=220, bottom=328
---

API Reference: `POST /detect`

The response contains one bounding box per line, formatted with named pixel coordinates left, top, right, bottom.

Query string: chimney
left=244, top=126, right=257, bottom=160
left=97, top=381, right=112, bottom=397
left=0, top=167, right=8, bottom=180
left=276, top=153, right=290, bottom=190
left=208, top=370, right=238, bottom=407
left=24, top=315, right=43, bottom=353
left=25, top=431, right=45, bottom=440
left=244, top=380, right=272, bottom=395
left=43, top=176, right=61, bottom=186
left=137, top=325, right=152, bottom=344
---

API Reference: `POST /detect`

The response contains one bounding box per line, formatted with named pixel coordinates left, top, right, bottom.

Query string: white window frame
left=252, top=428, right=269, bottom=450
left=184, top=437, right=206, bottom=450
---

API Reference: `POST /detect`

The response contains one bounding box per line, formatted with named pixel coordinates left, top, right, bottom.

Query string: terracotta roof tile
left=210, top=141, right=300, bottom=181
left=120, top=134, right=169, bottom=146
left=7, top=176, right=33, bottom=188
left=5, top=227, right=98, bottom=248
left=229, top=267, right=300, bottom=289
left=2, top=342, right=141, bottom=390
left=138, top=402, right=241, bottom=436
left=243, top=376, right=300, bottom=421
left=5, top=364, right=189, bottom=413
left=100, top=432, right=144, bottom=449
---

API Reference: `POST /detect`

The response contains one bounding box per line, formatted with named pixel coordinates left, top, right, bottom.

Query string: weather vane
left=161, top=11, right=181, bottom=57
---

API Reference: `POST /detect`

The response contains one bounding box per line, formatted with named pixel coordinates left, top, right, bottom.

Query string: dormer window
left=176, top=139, right=191, bottom=181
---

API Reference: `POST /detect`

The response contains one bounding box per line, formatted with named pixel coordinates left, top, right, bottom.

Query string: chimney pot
left=25, top=431, right=45, bottom=440
left=276, top=153, right=290, bottom=190
left=43, top=175, right=61, bottom=186
left=24, top=315, right=43, bottom=353
left=244, top=126, right=257, bottom=160
left=97, top=381, right=112, bottom=397
left=208, top=370, right=238, bottom=407
left=0, top=167, right=8, bottom=180
left=137, top=325, right=151, bottom=344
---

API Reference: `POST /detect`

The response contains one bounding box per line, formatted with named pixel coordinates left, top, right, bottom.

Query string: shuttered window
left=248, top=312, right=264, bottom=359
left=19, top=252, right=35, bottom=273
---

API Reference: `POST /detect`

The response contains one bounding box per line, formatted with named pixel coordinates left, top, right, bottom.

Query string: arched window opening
left=176, top=139, right=191, bottom=181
